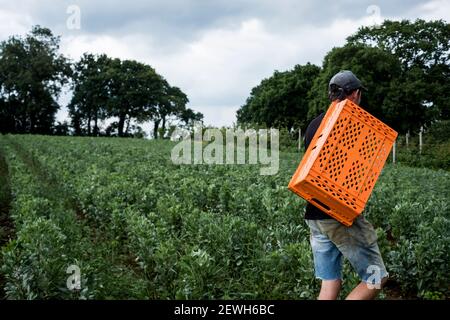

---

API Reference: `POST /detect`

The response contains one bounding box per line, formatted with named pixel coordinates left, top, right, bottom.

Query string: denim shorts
left=306, top=215, right=388, bottom=284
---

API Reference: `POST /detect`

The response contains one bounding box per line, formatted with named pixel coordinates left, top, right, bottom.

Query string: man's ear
left=350, top=89, right=360, bottom=100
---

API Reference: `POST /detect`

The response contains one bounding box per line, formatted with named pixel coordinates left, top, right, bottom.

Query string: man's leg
left=319, top=279, right=342, bottom=300
left=306, top=219, right=343, bottom=300
left=337, top=216, right=389, bottom=300
left=345, top=276, right=388, bottom=300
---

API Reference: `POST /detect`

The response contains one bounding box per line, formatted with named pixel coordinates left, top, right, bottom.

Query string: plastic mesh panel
left=288, top=99, right=398, bottom=226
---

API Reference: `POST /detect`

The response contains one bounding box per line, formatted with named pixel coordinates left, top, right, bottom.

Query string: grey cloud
left=2, top=0, right=428, bottom=42
left=1, top=0, right=445, bottom=127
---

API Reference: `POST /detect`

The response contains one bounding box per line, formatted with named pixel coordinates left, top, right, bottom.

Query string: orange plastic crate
left=288, top=99, right=398, bottom=226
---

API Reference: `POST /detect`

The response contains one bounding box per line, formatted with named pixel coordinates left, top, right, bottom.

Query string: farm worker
left=304, top=70, right=388, bottom=300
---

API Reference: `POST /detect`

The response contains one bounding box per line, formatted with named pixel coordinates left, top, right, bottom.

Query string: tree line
left=237, top=19, right=450, bottom=134
left=1, top=20, right=448, bottom=137
left=0, top=26, right=203, bottom=137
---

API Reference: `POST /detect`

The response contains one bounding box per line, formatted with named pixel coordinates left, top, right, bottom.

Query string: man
left=304, top=70, right=388, bottom=300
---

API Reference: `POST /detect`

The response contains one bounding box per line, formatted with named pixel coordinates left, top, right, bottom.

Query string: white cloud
left=0, top=8, right=33, bottom=40
left=194, top=105, right=239, bottom=127
left=138, top=15, right=383, bottom=126
left=58, top=12, right=396, bottom=127
left=407, top=0, right=450, bottom=21
left=3, top=0, right=449, bottom=129
left=61, top=34, right=138, bottom=60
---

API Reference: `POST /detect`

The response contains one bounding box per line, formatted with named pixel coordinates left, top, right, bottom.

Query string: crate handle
left=310, top=198, right=330, bottom=212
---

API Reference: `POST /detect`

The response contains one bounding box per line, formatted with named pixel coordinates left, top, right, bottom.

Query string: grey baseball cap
left=329, top=70, right=368, bottom=92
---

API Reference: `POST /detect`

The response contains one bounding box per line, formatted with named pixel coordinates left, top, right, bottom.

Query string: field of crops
left=0, top=134, right=448, bottom=300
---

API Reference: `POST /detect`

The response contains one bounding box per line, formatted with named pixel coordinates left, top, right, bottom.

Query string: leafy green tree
left=348, top=19, right=450, bottom=126
left=153, top=81, right=189, bottom=139
left=236, top=63, right=320, bottom=131
left=348, top=20, right=449, bottom=69
left=68, top=53, right=111, bottom=136
left=307, top=44, right=403, bottom=128
left=0, top=26, right=70, bottom=134
left=106, top=59, right=164, bottom=137
left=53, top=121, right=70, bottom=136
left=68, top=54, right=194, bottom=138
left=179, top=108, right=204, bottom=127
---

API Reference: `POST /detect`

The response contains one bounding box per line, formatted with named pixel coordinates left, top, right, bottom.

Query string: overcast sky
left=0, top=0, right=449, bottom=128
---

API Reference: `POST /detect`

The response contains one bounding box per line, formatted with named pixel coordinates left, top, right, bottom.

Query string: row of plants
left=0, top=135, right=148, bottom=299
left=2, top=135, right=322, bottom=299
left=0, top=134, right=448, bottom=299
